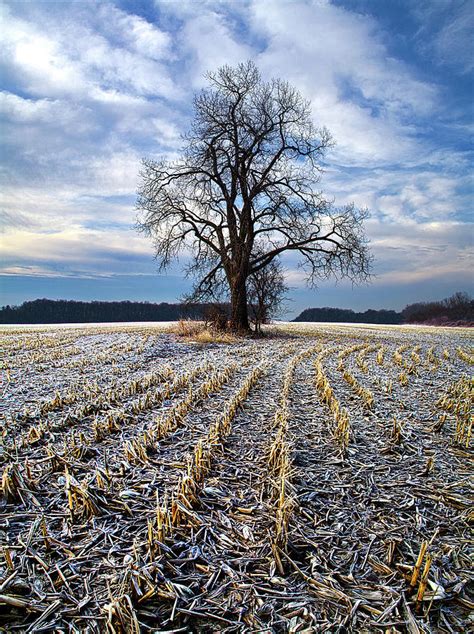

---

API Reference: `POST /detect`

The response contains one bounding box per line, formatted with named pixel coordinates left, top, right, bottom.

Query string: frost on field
left=1, top=323, right=473, bottom=632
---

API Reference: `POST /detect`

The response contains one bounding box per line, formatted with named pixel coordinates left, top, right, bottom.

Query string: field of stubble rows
left=0, top=322, right=472, bottom=633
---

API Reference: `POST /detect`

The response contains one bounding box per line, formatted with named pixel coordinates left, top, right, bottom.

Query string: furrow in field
left=86, top=360, right=270, bottom=629
left=117, top=348, right=293, bottom=629
left=4, top=341, right=257, bottom=454
left=5, top=362, right=219, bottom=472
left=1, top=327, right=472, bottom=633
left=0, top=353, right=271, bottom=631
left=286, top=356, right=472, bottom=631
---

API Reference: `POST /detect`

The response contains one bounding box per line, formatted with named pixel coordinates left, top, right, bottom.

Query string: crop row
left=267, top=344, right=320, bottom=572
left=123, top=363, right=238, bottom=464
left=144, top=363, right=266, bottom=556
left=314, top=348, right=351, bottom=452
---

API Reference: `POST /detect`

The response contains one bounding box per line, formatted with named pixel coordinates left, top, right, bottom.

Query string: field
left=0, top=322, right=472, bottom=633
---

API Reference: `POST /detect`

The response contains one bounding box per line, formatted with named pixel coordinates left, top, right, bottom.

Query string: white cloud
left=0, top=3, right=178, bottom=101
left=178, top=11, right=254, bottom=87
left=160, top=0, right=433, bottom=164
left=374, top=260, right=472, bottom=286
left=1, top=13, right=87, bottom=97
left=367, top=218, right=473, bottom=285
left=0, top=265, right=83, bottom=278
left=436, top=5, right=474, bottom=73
left=1, top=226, right=152, bottom=273
left=281, top=216, right=473, bottom=290
left=413, top=0, right=474, bottom=74
left=322, top=160, right=470, bottom=232
left=83, top=150, right=143, bottom=197
left=98, top=3, right=172, bottom=61
left=0, top=91, right=96, bottom=139
left=249, top=0, right=437, bottom=165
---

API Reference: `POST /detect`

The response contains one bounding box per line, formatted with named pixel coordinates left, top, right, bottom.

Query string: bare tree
left=136, top=61, right=371, bottom=332
left=248, top=258, right=288, bottom=334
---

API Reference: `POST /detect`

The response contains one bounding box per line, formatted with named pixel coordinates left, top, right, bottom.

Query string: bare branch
left=136, top=61, right=371, bottom=330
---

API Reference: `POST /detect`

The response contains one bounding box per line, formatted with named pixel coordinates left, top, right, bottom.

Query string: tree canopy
left=136, top=61, right=371, bottom=331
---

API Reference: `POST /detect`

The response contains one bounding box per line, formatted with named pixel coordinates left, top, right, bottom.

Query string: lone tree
left=137, top=61, right=371, bottom=331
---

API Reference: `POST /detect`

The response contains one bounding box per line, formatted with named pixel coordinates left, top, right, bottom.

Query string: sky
left=1, top=0, right=473, bottom=318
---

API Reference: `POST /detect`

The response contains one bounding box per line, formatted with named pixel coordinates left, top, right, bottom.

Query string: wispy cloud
left=412, top=0, right=474, bottom=74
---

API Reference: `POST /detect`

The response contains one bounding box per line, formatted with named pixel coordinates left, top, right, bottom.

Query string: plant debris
left=0, top=322, right=473, bottom=632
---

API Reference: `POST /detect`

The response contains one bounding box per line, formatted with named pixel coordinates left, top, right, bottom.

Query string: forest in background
left=0, top=299, right=214, bottom=324
left=0, top=292, right=471, bottom=325
left=294, top=307, right=402, bottom=324
left=295, top=292, right=473, bottom=326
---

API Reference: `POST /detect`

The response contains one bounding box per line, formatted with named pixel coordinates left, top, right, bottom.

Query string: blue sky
left=1, top=0, right=472, bottom=318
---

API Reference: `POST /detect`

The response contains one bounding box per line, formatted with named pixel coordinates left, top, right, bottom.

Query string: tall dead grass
left=172, top=319, right=238, bottom=344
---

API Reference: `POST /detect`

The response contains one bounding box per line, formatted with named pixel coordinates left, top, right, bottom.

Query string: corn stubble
left=0, top=323, right=472, bottom=632
left=267, top=347, right=318, bottom=569
left=436, top=375, right=473, bottom=447
left=315, top=351, right=351, bottom=453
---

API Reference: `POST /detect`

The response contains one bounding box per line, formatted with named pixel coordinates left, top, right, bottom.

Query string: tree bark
left=230, top=277, right=250, bottom=332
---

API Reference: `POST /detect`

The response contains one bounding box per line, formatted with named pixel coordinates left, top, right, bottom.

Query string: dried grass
left=172, top=319, right=239, bottom=343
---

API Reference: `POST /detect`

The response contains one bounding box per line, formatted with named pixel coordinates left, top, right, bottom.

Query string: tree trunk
left=230, top=277, right=250, bottom=332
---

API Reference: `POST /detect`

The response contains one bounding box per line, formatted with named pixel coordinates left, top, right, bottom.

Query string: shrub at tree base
left=172, top=319, right=238, bottom=344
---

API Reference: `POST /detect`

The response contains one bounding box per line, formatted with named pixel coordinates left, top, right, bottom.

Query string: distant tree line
left=294, top=306, right=402, bottom=324
left=1, top=292, right=471, bottom=325
left=293, top=292, right=473, bottom=325
left=0, top=299, right=223, bottom=324
left=401, top=292, right=473, bottom=324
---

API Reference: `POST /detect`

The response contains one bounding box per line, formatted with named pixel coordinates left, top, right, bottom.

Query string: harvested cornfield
left=0, top=322, right=473, bottom=632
